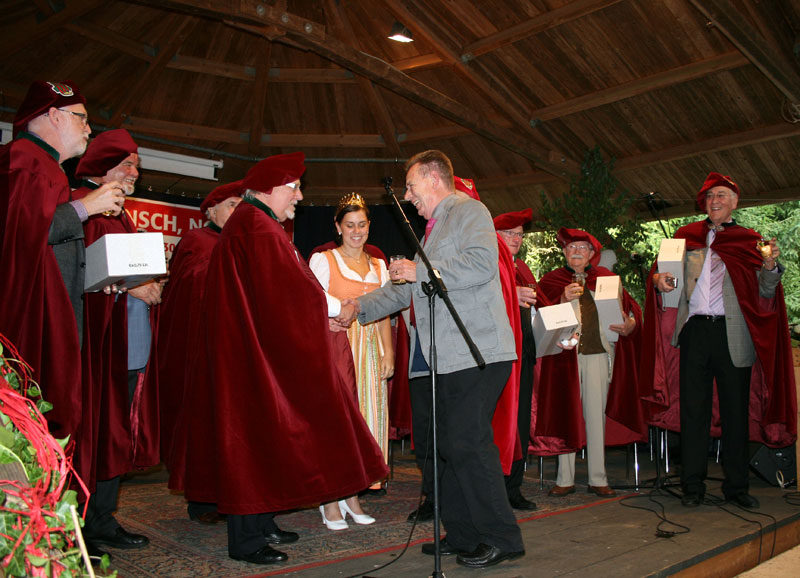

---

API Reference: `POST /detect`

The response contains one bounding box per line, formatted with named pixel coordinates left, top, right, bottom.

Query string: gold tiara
left=337, top=192, right=367, bottom=212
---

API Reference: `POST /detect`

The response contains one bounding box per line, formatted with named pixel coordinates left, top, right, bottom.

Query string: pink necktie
left=708, top=243, right=725, bottom=312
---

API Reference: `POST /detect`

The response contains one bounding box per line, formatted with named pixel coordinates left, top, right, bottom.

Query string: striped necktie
left=708, top=232, right=725, bottom=312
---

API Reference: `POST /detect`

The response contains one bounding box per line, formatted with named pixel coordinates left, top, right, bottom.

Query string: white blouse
left=309, top=248, right=389, bottom=293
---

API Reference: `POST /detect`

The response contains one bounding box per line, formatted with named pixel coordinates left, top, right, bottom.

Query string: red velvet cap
left=493, top=208, right=533, bottom=230
left=200, top=180, right=245, bottom=214
left=243, top=152, right=306, bottom=193
left=557, top=227, right=602, bottom=267
left=75, top=129, right=138, bottom=178
left=13, top=81, right=86, bottom=136
left=696, top=172, right=739, bottom=211
left=454, top=176, right=479, bottom=200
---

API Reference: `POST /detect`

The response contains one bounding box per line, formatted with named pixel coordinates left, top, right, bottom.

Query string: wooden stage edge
left=670, top=510, right=800, bottom=578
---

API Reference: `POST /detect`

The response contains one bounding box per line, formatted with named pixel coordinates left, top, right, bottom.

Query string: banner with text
left=124, top=197, right=204, bottom=262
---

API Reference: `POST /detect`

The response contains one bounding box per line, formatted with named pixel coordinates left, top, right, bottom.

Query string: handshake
left=329, top=298, right=361, bottom=332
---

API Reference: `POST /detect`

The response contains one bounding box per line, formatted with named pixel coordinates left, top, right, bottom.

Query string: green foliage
left=522, top=155, right=800, bottom=325
left=530, top=147, right=649, bottom=302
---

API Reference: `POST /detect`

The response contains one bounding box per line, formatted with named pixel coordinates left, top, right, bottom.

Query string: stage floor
left=104, top=441, right=800, bottom=577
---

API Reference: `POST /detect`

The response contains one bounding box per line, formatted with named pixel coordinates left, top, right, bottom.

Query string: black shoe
left=407, top=499, right=435, bottom=522
left=360, top=487, right=387, bottom=497
left=85, top=542, right=112, bottom=562
left=230, top=544, right=288, bottom=565
left=456, top=543, right=525, bottom=568
left=727, top=493, right=760, bottom=509
left=508, top=494, right=538, bottom=511
left=264, top=529, right=299, bottom=544
left=85, top=527, right=149, bottom=550
left=421, top=538, right=468, bottom=556
left=681, top=492, right=703, bottom=508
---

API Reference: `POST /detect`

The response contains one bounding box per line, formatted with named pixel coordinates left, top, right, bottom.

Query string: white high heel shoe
left=319, top=505, right=348, bottom=531
left=338, top=500, right=376, bottom=525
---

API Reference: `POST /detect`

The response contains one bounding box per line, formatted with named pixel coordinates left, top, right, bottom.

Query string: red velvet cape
left=158, top=226, right=220, bottom=490
left=493, top=237, right=523, bottom=473
left=184, top=201, right=388, bottom=514
left=535, top=266, right=647, bottom=453
left=0, top=138, right=81, bottom=440
left=640, top=220, right=796, bottom=446
left=69, top=192, right=161, bottom=491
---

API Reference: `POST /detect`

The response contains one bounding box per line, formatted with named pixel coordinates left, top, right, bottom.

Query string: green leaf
left=27, top=552, right=47, bottom=566
left=35, top=399, right=53, bottom=414
left=0, top=425, right=16, bottom=448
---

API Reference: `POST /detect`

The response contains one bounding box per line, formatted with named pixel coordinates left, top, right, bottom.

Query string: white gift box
left=595, top=275, right=626, bottom=343
left=532, top=302, right=580, bottom=358
left=84, top=233, right=166, bottom=292
left=657, top=238, right=686, bottom=308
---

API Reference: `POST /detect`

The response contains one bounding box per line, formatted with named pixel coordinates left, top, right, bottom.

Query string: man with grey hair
left=343, top=150, right=524, bottom=569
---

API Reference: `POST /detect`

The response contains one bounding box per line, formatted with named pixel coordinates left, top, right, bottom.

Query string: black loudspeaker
left=750, top=444, right=796, bottom=487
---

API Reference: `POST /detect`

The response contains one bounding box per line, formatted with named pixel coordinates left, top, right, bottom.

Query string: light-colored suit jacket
left=671, top=247, right=782, bottom=367
left=359, top=193, right=516, bottom=375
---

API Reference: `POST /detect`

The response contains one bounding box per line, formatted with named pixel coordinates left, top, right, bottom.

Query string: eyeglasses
left=705, top=192, right=733, bottom=201
left=58, top=108, right=89, bottom=126
left=285, top=182, right=299, bottom=190
left=566, top=244, right=592, bottom=252
left=499, top=230, right=524, bottom=239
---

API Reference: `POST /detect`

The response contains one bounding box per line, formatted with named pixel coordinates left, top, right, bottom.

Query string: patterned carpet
left=107, top=451, right=624, bottom=577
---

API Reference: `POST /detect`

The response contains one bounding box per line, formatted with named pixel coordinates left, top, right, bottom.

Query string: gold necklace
left=339, top=249, right=363, bottom=264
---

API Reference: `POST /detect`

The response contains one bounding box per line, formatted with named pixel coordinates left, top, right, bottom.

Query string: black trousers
left=227, top=513, right=279, bottom=556
left=679, top=316, right=752, bottom=498
left=410, top=374, right=442, bottom=498
left=436, top=362, right=523, bottom=552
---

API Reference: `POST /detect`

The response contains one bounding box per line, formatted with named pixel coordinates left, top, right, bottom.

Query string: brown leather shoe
left=548, top=485, right=575, bottom=497
left=588, top=485, right=617, bottom=497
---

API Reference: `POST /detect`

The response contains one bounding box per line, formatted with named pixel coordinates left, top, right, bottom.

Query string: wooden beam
left=268, top=68, right=354, bottom=83
left=398, top=125, right=474, bottom=143
left=261, top=134, right=385, bottom=147
left=530, top=51, right=749, bottom=122
left=1, top=0, right=106, bottom=57
left=65, top=20, right=156, bottom=60
left=324, top=0, right=402, bottom=156
left=391, top=53, right=443, bottom=71
left=108, top=17, right=197, bottom=127
left=615, top=122, right=800, bottom=172
left=249, top=38, right=271, bottom=154
left=461, top=0, right=624, bottom=59
left=690, top=0, right=800, bottom=103
left=144, top=0, right=570, bottom=177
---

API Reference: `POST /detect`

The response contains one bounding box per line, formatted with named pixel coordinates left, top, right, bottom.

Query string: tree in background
left=530, top=147, right=648, bottom=303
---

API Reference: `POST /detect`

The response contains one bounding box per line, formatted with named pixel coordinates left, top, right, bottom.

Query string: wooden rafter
left=530, top=51, right=750, bottom=122
left=690, top=0, right=800, bottom=103
left=250, top=38, right=271, bottom=154
left=1, top=0, right=106, bottom=57
left=107, top=17, right=197, bottom=127
left=461, top=0, right=624, bottom=59
left=324, top=0, right=402, bottom=156
left=140, top=0, right=570, bottom=178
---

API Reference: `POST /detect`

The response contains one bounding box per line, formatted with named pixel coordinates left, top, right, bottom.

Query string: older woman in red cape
left=183, top=152, right=387, bottom=565
left=537, top=228, right=646, bottom=497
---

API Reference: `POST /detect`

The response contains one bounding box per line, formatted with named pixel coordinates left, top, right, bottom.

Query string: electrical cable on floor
left=706, top=492, right=778, bottom=566
left=344, top=408, right=434, bottom=578
left=619, top=487, right=691, bottom=538
left=781, top=491, right=800, bottom=507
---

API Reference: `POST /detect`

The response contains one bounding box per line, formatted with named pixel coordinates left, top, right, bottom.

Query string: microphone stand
left=383, top=177, right=484, bottom=578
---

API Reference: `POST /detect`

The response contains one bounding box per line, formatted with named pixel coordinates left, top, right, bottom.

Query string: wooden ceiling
left=2, top=0, right=799, bottom=220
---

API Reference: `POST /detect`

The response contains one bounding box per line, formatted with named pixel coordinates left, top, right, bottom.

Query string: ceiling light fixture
left=388, top=21, right=414, bottom=43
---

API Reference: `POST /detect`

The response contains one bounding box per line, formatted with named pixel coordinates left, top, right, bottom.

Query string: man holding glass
left=650, top=172, right=793, bottom=509
left=537, top=228, right=643, bottom=498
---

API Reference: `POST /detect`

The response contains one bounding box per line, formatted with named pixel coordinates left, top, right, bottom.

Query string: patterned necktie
left=708, top=232, right=725, bottom=312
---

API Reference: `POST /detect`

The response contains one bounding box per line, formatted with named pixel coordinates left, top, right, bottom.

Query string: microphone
left=382, top=176, right=393, bottom=195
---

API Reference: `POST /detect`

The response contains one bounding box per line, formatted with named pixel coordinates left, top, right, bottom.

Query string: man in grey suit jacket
left=343, top=150, right=523, bottom=569
left=654, top=172, right=783, bottom=509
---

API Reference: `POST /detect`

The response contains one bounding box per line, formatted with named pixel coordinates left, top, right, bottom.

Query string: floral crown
left=337, top=192, right=367, bottom=213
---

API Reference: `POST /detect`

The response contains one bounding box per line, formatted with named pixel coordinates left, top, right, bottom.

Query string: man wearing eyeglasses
left=537, top=228, right=645, bottom=498
left=0, top=81, right=125, bottom=450
left=645, top=172, right=794, bottom=509
left=493, top=209, right=551, bottom=511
